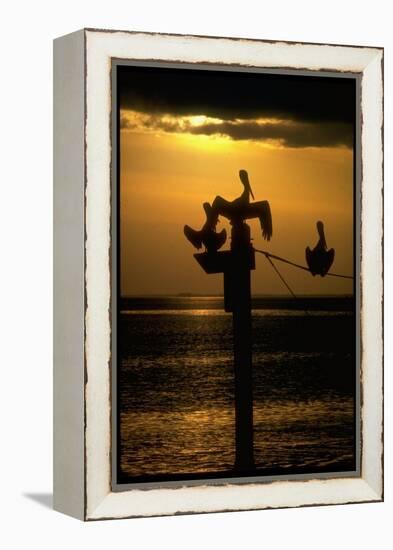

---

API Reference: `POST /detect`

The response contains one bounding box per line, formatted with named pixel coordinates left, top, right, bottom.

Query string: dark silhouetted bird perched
left=211, top=170, right=272, bottom=241
left=184, top=202, right=227, bottom=253
left=305, top=221, right=335, bottom=276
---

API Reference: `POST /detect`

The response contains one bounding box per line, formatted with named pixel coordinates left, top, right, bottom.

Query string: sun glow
left=176, top=131, right=232, bottom=150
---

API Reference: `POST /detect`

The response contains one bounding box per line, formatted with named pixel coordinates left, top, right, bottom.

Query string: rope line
left=254, top=248, right=354, bottom=280
left=265, top=255, right=297, bottom=298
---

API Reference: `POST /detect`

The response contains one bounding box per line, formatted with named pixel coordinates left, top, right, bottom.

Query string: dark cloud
left=118, top=65, right=356, bottom=125
left=189, top=120, right=352, bottom=148
left=121, top=113, right=183, bottom=132
left=121, top=112, right=352, bottom=148
left=120, top=114, right=132, bottom=129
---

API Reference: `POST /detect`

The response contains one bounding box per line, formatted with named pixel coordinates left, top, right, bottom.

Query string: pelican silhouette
left=211, top=170, right=272, bottom=241
left=184, top=202, right=227, bottom=252
left=305, top=221, right=335, bottom=276
left=235, top=169, right=255, bottom=204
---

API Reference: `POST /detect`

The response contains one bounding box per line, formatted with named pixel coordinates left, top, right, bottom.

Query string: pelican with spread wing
left=211, top=170, right=272, bottom=241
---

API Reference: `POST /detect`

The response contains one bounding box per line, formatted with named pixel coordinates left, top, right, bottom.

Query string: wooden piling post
left=193, top=223, right=255, bottom=472
left=230, top=221, right=254, bottom=471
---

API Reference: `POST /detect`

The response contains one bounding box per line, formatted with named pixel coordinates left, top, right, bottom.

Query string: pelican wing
left=258, top=200, right=273, bottom=241
left=184, top=225, right=202, bottom=249
left=211, top=195, right=233, bottom=220
left=321, top=248, right=335, bottom=276
left=305, top=246, right=315, bottom=275
left=241, top=200, right=273, bottom=240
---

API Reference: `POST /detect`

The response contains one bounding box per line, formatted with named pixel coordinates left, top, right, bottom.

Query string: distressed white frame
left=54, top=29, right=383, bottom=521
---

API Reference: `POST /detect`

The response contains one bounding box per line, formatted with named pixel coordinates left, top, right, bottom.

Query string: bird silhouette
left=184, top=202, right=227, bottom=252
left=305, top=221, right=335, bottom=276
left=211, top=170, right=272, bottom=241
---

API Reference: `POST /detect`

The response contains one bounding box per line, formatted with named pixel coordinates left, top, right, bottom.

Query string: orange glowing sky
left=119, top=67, right=355, bottom=297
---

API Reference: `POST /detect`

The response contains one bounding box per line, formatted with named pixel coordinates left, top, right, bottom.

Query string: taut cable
left=254, top=248, right=354, bottom=280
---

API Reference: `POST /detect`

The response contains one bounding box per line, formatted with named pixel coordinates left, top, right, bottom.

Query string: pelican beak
left=249, top=183, right=255, bottom=201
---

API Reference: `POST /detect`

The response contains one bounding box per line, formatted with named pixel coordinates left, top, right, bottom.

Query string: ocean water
left=117, top=296, right=356, bottom=481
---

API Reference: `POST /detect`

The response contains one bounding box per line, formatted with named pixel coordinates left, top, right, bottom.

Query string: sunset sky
left=119, top=66, right=355, bottom=297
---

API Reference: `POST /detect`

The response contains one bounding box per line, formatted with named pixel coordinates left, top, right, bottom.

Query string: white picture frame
left=53, top=28, right=383, bottom=521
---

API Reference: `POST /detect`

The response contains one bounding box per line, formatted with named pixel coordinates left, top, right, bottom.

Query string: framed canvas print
left=53, top=29, right=383, bottom=520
